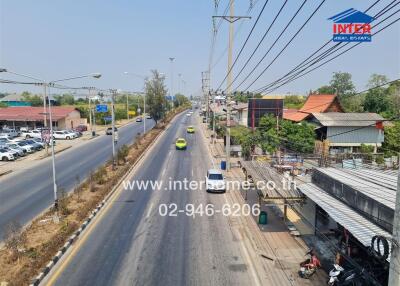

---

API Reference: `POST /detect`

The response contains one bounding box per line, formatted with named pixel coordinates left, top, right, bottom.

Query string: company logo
left=328, top=8, right=375, bottom=42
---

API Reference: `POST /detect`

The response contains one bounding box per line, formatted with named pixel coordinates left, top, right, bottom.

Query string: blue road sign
left=104, top=116, right=112, bottom=121
left=96, top=104, right=108, bottom=112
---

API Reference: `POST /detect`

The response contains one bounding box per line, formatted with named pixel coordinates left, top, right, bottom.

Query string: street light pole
left=45, top=84, right=58, bottom=213
left=111, top=89, right=117, bottom=169
left=169, top=57, right=175, bottom=107
left=126, top=94, right=129, bottom=120
left=143, top=93, right=146, bottom=134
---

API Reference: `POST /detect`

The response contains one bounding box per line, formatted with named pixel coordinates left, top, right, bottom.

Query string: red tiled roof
left=283, top=94, right=343, bottom=122
left=0, top=106, right=77, bottom=122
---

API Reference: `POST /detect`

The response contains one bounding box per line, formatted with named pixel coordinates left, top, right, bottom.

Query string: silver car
left=6, top=143, right=26, bottom=156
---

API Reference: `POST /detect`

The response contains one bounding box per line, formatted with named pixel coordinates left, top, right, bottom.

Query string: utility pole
left=202, top=71, right=210, bottom=124
left=213, top=0, right=250, bottom=171
left=389, top=166, right=400, bottom=285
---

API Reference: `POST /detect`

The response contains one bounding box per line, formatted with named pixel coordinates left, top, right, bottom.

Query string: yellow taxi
left=175, top=138, right=187, bottom=150
left=187, top=126, right=195, bottom=134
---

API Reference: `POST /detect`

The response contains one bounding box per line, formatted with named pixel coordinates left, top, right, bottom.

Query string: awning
left=298, top=183, right=391, bottom=261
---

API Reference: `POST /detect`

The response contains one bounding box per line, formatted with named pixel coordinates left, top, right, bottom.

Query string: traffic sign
left=96, top=104, right=108, bottom=112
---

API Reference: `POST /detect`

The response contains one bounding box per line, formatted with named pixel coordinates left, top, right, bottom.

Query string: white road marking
left=146, top=202, right=154, bottom=218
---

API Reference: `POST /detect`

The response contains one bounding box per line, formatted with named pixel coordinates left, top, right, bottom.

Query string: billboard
left=247, top=98, right=283, bottom=128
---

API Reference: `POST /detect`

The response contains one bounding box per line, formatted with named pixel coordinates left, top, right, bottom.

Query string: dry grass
left=0, top=107, right=187, bottom=286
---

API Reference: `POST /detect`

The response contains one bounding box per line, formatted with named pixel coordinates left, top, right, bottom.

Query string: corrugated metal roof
left=312, top=112, right=384, bottom=127
left=298, top=183, right=391, bottom=261
left=316, top=167, right=396, bottom=209
left=0, top=106, right=77, bottom=121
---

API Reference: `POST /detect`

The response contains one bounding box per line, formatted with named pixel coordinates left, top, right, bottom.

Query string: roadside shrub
left=94, top=166, right=107, bottom=184
left=4, top=221, right=27, bottom=261
left=58, top=188, right=71, bottom=216
left=117, top=145, right=129, bottom=164
left=376, top=155, right=385, bottom=165
left=88, top=170, right=97, bottom=192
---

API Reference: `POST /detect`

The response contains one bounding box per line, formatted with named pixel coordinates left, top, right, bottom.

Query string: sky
left=0, top=0, right=399, bottom=97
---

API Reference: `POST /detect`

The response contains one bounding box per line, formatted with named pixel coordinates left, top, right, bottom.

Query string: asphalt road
left=0, top=120, right=155, bottom=240
left=46, top=113, right=255, bottom=286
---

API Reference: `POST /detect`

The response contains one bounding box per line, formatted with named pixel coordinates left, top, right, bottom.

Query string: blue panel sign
left=96, top=104, right=108, bottom=112
left=104, top=116, right=112, bottom=121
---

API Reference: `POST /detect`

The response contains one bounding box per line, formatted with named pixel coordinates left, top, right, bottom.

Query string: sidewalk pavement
left=197, top=116, right=327, bottom=285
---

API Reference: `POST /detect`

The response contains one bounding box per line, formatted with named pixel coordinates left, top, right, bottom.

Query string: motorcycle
left=328, top=264, right=365, bottom=286
left=299, top=249, right=321, bottom=279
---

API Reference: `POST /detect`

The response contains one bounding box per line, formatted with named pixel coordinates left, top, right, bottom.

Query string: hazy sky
left=0, top=0, right=399, bottom=96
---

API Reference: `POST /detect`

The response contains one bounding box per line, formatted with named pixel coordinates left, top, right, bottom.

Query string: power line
left=235, top=0, right=327, bottom=91
left=209, top=1, right=259, bottom=74
left=255, top=0, right=398, bottom=93
left=261, top=11, right=400, bottom=93
left=226, top=0, right=309, bottom=92
left=251, top=0, right=387, bottom=93
left=218, top=0, right=289, bottom=91
left=215, top=0, right=269, bottom=91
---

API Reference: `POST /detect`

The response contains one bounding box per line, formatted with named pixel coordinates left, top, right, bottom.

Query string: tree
left=364, top=74, right=393, bottom=116
left=257, top=116, right=280, bottom=154
left=21, top=91, right=43, bottom=106
left=382, top=121, right=400, bottom=156
left=54, top=93, right=75, bottom=105
left=145, top=70, right=167, bottom=124
left=283, top=95, right=306, bottom=109
left=174, top=93, right=189, bottom=107
left=329, top=72, right=355, bottom=99
left=316, top=85, right=336, bottom=94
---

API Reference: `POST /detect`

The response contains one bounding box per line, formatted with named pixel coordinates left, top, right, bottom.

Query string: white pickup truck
left=22, top=130, right=42, bottom=139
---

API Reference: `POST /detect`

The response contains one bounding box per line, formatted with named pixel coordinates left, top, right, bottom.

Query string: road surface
left=0, top=120, right=155, bottom=239
left=44, top=113, right=258, bottom=286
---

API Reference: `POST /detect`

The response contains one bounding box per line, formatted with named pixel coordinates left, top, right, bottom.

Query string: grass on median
left=0, top=106, right=188, bottom=286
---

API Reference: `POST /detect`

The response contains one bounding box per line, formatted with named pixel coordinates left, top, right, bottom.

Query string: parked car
left=1, top=128, right=19, bottom=138
left=0, top=133, right=13, bottom=139
left=15, top=141, right=35, bottom=153
left=74, top=125, right=87, bottom=132
left=5, top=143, right=27, bottom=155
left=106, top=127, right=118, bottom=135
left=24, top=139, right=43, bottom=151
left=0, top=148, right=15, bottom=161
left=146, top=115, right=152, bottom=119
left=0, top=137, right=16, bottom=144
left=136, top=117, right=143, bottom=122
left=19, top=127, right=29, bottom=132
left=53, top=130, right=77, bottom=140
left=205, top=169, right=226, bottom=193
left=31, top=137, right=54, bottom=147
left=23, top=129, right=42, bottom=139
left=66, top=129, right=80, bottom=138
left=1, top=146, right=23, bottom=157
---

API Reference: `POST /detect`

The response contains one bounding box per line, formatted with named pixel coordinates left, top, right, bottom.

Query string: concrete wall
left=58, top=110, right=81, bottom=129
